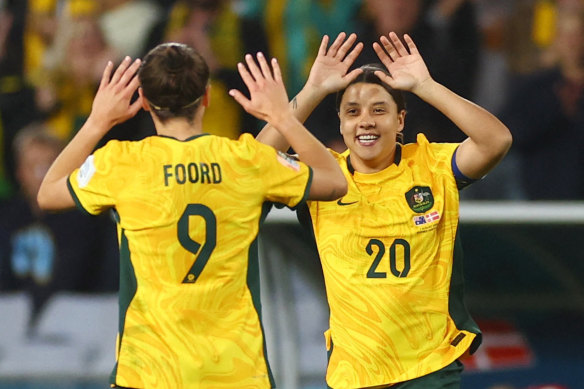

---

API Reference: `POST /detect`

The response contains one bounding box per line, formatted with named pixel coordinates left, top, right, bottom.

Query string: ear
left=202, top=85, right=211, bottom=108
left=139, top=88, right=150, bottom=111
left=397, top=109, right=406, bottom=132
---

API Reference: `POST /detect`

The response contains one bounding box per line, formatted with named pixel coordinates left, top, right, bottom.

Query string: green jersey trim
left=67, top=175, right=94, bottom=216
left=110, top=229, right=138, bottom=386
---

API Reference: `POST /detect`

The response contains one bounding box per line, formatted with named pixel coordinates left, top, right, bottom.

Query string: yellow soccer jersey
left=67, top=133, right=312, bottom=389
left=307, top=134, right=480, bottom=388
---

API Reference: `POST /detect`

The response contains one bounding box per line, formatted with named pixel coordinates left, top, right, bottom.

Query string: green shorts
left=390, top=360, right=464, bottom=389
left=329, top=359, right=464, bottom=389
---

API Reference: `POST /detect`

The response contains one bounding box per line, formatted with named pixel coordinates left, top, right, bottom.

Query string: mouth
left=356, top=134, right=380, bottom=146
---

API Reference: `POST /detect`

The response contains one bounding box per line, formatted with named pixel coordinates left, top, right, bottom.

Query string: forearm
left=270, top=113, right=347, bottom=200
left=416, top=80, right=510, bottom=148
left=256, top=84, right=327, bottom=151
left=414, top=79, right=512, bottom=177
left=38, top=116, right=109, bottom=209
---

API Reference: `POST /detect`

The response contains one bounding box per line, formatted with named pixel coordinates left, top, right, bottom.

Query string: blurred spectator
left=154, top=0, right=270, bottom=138
left=37, top=11, right=120, bottom=141
left=244, top=0, right=361, bottom=150
left=0, top=125, right=118, bottom=326
left=98, top=0, right=162, bottom=59
left=353, top=0, right=481, bottom=144
left=0, top=0, right=42, bottom=199
left=22, top=0, right=61, bottom=84
left=459, top=0, right=526, bottom=200
left=499, top=3, right=584, bottom=200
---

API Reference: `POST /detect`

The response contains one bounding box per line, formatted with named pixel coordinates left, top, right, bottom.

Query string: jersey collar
left=346, top=143, right=402, bottom=175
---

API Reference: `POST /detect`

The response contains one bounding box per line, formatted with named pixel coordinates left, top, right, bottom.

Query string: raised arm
left=229, top=52, right=347, bottom=201
left=255, top=32, right=363, bottom=151
left=37, top=57, right=143, bottom=210
left=373, top=32, right=512, bottom=179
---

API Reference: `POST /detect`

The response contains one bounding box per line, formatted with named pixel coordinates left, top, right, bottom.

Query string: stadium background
left=1, top=0, right=584, bottom=388
left=0, top=204, right=582, bottom=389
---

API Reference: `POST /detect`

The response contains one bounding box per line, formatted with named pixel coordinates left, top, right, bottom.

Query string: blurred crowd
left=0, top=0, right=583, bottom=318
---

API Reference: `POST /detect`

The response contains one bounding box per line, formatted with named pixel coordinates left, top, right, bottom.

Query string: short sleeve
left=67, top=140, right=128, bottom=215
left=244, top=136, right=313, bottom=209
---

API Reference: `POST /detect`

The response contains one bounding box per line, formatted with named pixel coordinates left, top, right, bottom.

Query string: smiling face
left=338, top=82, right=406, bottom=173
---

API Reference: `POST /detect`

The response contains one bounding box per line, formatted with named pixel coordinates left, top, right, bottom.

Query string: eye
left=345, top=108, right=359, bottom=115
left=373, top=107, right=386, bottom=114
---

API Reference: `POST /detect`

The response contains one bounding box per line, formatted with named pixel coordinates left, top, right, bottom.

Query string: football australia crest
left=405, top=186, right=434, bottom=213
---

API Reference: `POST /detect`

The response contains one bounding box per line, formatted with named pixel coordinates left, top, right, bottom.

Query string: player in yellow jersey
left=257, top=32, right=513, bottom=388
left=37, top=42, right=347, bottom=388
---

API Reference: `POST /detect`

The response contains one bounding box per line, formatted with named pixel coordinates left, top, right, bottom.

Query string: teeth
left=358, top=134, right=379, bottom=141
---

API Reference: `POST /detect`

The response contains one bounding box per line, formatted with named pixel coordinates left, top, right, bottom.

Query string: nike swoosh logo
left=337, top=199, right=358, bottom=206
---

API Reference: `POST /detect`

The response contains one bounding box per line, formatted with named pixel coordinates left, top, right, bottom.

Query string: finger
left=111, top=56, right=133, bottom=85
left=236, top=62, right=256, bottom=91
left=99, top=61, right=114, bottom=90
left=342, top=41, right=364, bottom=66
left=373, top=42, right=393, bottom=68
left=373, top=70, right=395, bottom=87
left=228, top=89, right=252, bottom=110
left=403, top=34, right=419, bottom=55
left=124, top=75, right=141, bottom=98
left=127, top=97, right=143, bottom=117
left=379, top=36, right=397, bottom=62
left=117, top=58, right=141, bottom=90
left=389, top=32, right=409, bottom=57
left=256, top=52, right=273, bottom=80
left=327, top=32, right=346, bottom=57
left=336, top=32, right=357, bottom=59
left=271, top=58, right=283, bottom=84
left=343, top=68, right=363, bottom=84
left=317, top=35, right=330, bottom=57
left=245, top=53, right=263, bottom=82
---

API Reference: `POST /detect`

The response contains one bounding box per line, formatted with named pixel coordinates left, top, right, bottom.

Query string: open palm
left=373, top=32, right=432, bottom=93
left=306, top=32, right=363, bottom=95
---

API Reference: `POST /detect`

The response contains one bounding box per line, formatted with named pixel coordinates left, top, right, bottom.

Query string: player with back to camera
left=37, top=42, right=347, bottom=388
left=257, top=32, right=513, bottom=388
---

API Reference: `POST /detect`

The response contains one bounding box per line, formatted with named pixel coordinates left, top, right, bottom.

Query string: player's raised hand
left=305, top=32, right=364, bottom=94
left=89, top=56, right=143, bottom=130
left=229, top=52, right=292, bottom=123
left=372, top=32, right=432, bottom=95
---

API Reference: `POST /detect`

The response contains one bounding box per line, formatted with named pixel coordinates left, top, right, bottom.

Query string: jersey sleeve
left=418, top=134, right=465, bottom=186
left=242, top=135, right=313, bottom=209
left=67, top=140, right=128, bottom=215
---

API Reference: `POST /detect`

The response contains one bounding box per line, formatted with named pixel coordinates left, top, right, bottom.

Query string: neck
left=151, top=109, right=205, bottom=140
left=156, top=120, right=203, bottom=140
left=351, top=152, right=395, bottom=174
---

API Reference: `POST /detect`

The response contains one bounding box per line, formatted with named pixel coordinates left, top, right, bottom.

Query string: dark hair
left=138, top=43, right=210, bottom=122
left=335, top=63, right=406, bottom=113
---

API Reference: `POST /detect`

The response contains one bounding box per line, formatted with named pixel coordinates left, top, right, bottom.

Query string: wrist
left=82, top=114, right=113, bottom=138
left=412, top=77, right=438, bottom=98
left=268, top=111, right=301, bottom=135
left=301, top=82, right=329, bottom=103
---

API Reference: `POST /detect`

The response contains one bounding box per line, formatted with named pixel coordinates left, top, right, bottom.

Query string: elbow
left=36, top=186, right=51, bottom=211
left=324, top=175, right=348, bottom=201
left=37, top=184, right=61, bottom=211
left=497, top=128, right=513, bottom=158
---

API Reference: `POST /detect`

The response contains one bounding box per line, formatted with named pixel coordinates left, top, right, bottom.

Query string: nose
left=358, top=113, right=375, bottom=129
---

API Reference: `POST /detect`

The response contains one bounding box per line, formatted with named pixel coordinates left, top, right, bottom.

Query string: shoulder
left=228, top=133, right=279, bottom=160
left=94, top=138, right=140, bottom=158
left=403, top=134, right=458, bottom=160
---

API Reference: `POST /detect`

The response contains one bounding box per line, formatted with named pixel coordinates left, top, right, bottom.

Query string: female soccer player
left=257, top=32, right=512, bottom=388
left=37, top=43, right=347, bottom=388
